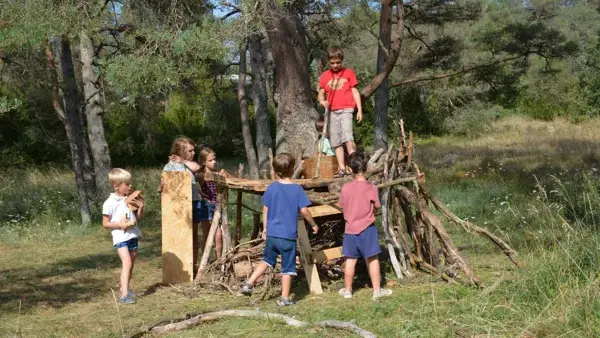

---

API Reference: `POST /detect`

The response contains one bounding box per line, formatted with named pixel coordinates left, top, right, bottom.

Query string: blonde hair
left=170, top=136, right=195, bottom=158
left=198, top=146, right=216, bottom=172
left=108, top=168, right=132, bottom=186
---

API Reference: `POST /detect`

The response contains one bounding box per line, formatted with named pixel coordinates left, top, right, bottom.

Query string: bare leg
left=344, top=258, right=358, bottom=292
left=346, top=140, right=356, bottom=155
left=128, top=250, right=137, bottom=284
left=335, top=146, right=345, bottom=171
left=215, top=228, right=223, bottom=259
left=117, top=247, right=132, bottom=297
left=281, top=274, right=293, bottom=299
left=366, top=256, right=381, bottom=292
left=247, top=261, right=270, bottom=285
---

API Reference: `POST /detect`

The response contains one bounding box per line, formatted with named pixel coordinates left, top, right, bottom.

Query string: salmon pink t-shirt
left=318, top=68, right=359, bottom=111
left=338, top=180, right=381, bottom=234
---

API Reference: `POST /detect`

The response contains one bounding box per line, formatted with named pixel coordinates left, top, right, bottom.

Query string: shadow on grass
left=0, top=233, right=163, bottom=314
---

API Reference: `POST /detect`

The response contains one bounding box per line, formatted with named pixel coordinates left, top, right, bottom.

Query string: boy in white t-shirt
left=102, top=168, right=144, bottom=304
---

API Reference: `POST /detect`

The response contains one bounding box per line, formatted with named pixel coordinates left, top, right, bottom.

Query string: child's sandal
left=333, top=170, right=346, bottom=178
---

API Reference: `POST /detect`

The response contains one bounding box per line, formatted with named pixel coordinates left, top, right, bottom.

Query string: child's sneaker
left=372, top=288, right=392, bottom=300
left=120, top=294, right=136, bottom=304
left=338, top=288, right=352, bottom=299
left=276, top=297, right=296, bottom=306
left=128, top=289, right=136, bottom=298
left=239, top=282, right=254, bottom=295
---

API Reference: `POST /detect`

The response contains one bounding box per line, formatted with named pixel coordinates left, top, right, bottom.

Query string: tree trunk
left=47, top=37, right=92, bottom=226
left=238, top=43, right=260, bottom=179
left=373, top=0, right=393, bottom=152
left=248, top=33, right=272, bottom=178
left=80, top=31, right=112, bottom=196
left=261, top=0, right=318, bottom=156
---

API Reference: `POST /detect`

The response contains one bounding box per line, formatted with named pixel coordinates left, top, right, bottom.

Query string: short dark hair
left=348, top=151, right=369, bottom=174
left=273, top=153, right=295, bottom=178
left=315, top=116, right=325, bottom=133
left=326, top=47, right=344, bottom=61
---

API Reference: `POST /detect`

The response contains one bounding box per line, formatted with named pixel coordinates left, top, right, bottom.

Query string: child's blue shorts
left=114, top=238, right=139, bottom=252
left=198, top=200, right=215, bottom=222
left=192, top=200, right=203, bottom=224
left=342, top=225, right=381, bottom=259
left=263, top=236, right=297, bottom=275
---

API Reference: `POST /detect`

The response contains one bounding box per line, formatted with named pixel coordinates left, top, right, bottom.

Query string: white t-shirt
left=102, top=193, right=142, bottom=245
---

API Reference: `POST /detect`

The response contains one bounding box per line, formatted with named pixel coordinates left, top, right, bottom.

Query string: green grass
left=2, top=116, right=600, bottom=337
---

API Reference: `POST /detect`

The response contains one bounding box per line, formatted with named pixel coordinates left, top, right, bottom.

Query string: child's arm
left=299, top=207, right=319, bottom=234
left=169, top=155, right=201, bottom=172
left=351, top=87, right=363, bottom=122
left=262, top=205, right=268, bottom=240
left=318, top=88, right=328, bottom=108
left=102, top=214, right=129, bottom=230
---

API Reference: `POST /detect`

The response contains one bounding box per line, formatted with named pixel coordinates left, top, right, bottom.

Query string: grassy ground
left=2, top=116, right=600, bottom=337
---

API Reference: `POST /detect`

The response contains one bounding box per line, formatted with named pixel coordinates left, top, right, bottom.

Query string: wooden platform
left=205, top=172, right=340, bottom=193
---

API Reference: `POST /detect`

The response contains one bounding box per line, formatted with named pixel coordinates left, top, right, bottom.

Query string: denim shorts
left=192, top=200, right=203, bottom=224
left=114, top=238, right=139, bottom=252
left=198, top=200, right=215, bottom=222
left=263, top=236, right=297, bottom=275
left=342, top=225, right=381, bottom=259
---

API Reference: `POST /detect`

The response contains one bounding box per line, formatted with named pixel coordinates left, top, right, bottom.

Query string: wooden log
left=235, top=191, right=242, bottom=246
left=315, top=320, right=377, bottom=338
left=391, top=194, right=412, bottom=275
left=367, top=148, right=385, bottom=165
left=195, top=189, right=223, bottom=281
left=297, top=218, right=323, bottom=294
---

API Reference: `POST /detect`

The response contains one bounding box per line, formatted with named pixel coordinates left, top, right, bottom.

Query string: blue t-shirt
left=261, top=181, right=311, bottom=240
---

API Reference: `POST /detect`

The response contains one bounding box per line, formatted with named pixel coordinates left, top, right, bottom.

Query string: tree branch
left=389, top=55, right=523, bottom=87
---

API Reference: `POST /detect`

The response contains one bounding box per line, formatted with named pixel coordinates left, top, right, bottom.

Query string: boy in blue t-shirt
left=240, top=153, right=319, bottom=306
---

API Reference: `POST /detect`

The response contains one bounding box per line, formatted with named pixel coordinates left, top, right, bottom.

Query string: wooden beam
left=307, top=205, right=342, bottom=218
left=297, top=219, right=323, bottom=294
left=312, top=246, right=343, bottom=263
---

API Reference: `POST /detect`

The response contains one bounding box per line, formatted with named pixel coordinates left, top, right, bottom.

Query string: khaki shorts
left=329, top=108, right=354, bottom=148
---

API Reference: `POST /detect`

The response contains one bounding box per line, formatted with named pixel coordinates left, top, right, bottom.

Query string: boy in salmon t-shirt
left=337, top=151, right=392, bottom=300
left=318, top=46, right=363, bottom=178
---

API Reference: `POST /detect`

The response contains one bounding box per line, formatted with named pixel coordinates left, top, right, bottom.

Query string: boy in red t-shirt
left=337, top=151, right=392, bottom=300
left=318, top=47, right=363, bottom=178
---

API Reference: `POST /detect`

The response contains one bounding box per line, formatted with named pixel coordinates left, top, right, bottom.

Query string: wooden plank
left=235, top=190, right=242, bottom=246
left=296, top=219, right=323, bottom=294
left=161, top=171, right=194, bottom=284
left=312, top=246, right=343, bottom=263
left=307, top=205, right=342, bottom=218
left=304, top=155, right=338, bottom=179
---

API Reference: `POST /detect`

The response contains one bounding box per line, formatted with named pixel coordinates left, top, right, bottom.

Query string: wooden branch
left=195, top=190, right=223, bottom=281
left=148, top=310, right=307, bottom=334
left=292, top=160, right=304, bottom=179
left=368, top=148, right=385, bottom=165
left=315, top=320, right=377, bottom=338
left=193, top=281, right=236, bottom=296
left=376, top=176, right=417, bottom=189
left=390, top=55, right=523, bottom=88
left=418, top=181, right=520, bottom=267
left=234, top=190, right=242, bottom=246
left=221, top=188, right=232, bottom=256
left=268, top=148, right=274, bottom=179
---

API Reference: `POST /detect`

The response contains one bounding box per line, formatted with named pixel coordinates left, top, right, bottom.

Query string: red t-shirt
left=318, top=68, right=358, bottom=111
left=338, top=180, right=381, bottom=234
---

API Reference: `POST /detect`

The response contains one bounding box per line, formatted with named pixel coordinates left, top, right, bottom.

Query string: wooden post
left=296, top=218, right=323, bottom=294
left=250, top=213, right=261, bottom=240
left=195, top=187, right=223, bottom=281
left=235, top=190, right=243, bottom=246
left=221, top=187, right=232, bottom=256
left=161, top=172, right=194, bottom=283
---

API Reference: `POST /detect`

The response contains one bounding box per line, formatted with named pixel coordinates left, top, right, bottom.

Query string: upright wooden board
left=303, top=155, right=339, bottom=179
left=161, top=171, right=193, bottom=284
left=297, top=219, right=323, bottom=294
